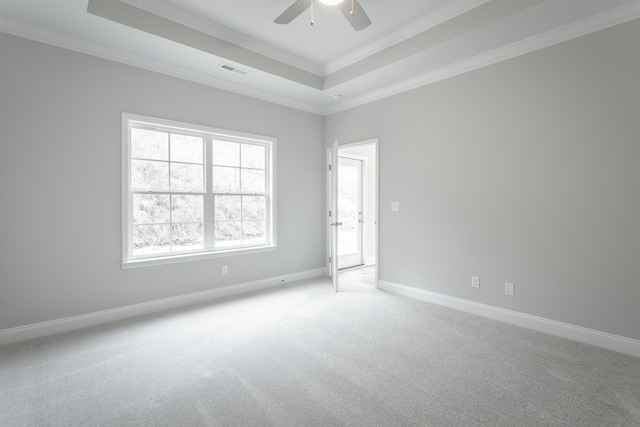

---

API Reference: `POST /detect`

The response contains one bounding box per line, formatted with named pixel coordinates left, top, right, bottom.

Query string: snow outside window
left=122, top=113, right=276, bottom=268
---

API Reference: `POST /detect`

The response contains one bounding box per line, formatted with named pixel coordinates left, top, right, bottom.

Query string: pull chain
left=310, top=0, right=315, bottom=26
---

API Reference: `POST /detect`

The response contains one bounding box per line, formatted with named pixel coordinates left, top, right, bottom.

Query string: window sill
left=122, top=245, right=278, bottom=269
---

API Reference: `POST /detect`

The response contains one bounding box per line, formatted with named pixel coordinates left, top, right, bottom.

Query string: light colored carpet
left=1, top=277, right=639, bottom=426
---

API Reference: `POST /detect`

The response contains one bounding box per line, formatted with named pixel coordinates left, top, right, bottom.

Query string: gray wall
left=325, top=20, right=640, bottom=341
left=2, top=19, right=639, bottom=343
left=0, top=33, right=325, bottom=330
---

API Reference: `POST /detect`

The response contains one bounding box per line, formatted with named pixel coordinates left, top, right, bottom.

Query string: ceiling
left=1, top=0, right=639, bottom=115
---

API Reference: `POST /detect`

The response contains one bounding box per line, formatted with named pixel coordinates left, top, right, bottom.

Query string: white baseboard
left=378, top=280, right=640, bottom=358
left=0, top=267, right=326, bottom=346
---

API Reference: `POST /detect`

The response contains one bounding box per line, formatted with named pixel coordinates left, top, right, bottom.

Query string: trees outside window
left=122, top=113, right=275, bottom=268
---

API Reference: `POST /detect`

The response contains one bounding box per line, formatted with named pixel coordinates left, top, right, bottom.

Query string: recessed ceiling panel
left=1, top=0, right=638, bottom=115
left=156, top=0, right=450, bottom=66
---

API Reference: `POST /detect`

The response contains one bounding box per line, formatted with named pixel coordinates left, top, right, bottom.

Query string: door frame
left=327, top=138, right=379, bottom=289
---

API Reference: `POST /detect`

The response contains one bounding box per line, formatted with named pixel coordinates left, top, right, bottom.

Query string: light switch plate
left=391, top=202, right=400, bottom=212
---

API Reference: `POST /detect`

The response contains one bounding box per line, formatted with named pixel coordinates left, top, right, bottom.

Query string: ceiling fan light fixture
left=275, top=0, right=370, bottom=31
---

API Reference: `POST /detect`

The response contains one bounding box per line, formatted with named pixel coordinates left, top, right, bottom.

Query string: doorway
left=328, top=139, right=378, bottom=291
left=338, top=155, right=364, bottom=270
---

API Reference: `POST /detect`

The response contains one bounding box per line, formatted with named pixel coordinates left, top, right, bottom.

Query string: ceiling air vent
left=220, top=64, right=249, bottom=76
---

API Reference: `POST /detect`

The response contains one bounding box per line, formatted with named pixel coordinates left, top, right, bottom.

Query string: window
left=122, top=113, right=276, bottom=268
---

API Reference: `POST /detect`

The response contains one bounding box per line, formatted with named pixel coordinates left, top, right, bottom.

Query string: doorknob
left=331, top=222, right=343, bottom=227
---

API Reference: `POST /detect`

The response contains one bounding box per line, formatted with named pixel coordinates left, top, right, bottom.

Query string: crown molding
left=121, top=0, right=324, bottom=76
left=0, top=17, right=324, bottom=115
left=121, top=0, right=491, bottom=78
left=323, top=0, right=640, bottom=115
left=322, top=0, right=492, bottom=76
left=2, top=1, right=639, bottom=117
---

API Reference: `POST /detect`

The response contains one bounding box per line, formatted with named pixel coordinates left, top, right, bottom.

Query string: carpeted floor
left=1, top=276, right=639, bottom=426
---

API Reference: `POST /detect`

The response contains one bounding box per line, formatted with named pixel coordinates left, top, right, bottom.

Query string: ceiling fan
left=275, top=0, right=371, bottom=31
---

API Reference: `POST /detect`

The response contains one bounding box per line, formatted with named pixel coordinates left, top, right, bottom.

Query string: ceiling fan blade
left=275, top=0, right=311, bottom=24
left=338, top=0, right=371, bottom=31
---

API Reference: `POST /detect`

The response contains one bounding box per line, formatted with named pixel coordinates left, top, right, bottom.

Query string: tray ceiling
left=1, top=0, right=639, bottom=114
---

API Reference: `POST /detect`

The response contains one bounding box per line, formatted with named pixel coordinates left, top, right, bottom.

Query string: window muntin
left=123, top=114, right=275, bottom=267
left=211, top=139, right=268, bottom=248
left=214, top=195, right=267, bottom=247
left=132, top=194, right=205, bottom=256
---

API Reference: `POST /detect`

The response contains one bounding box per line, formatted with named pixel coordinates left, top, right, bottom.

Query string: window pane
left=171, top=134, right=203, bottom=164
left=133, top=224, right=170, bottom=255
left=131, top=159, right=169, bottom=191
left=170, top=163, right=204, bottom=192
left=215, top=221, right=241, bottom=247
left=212, top=166, right=240, bottom=193
left=243, top=220, right=266, bottom=244
left=171, top=223, right=203, bottom=252
left=212, top=140, right=240, bottom=167
left=133, top=194, right=170, bottom=225
left=131, top=129, right=168, bottom=161
left=241, top=144, right=265, bottom=169
left=338, top=163, right=358, bottom=256
left=241, top=169, right=265, bottom=194
left=172, top=195, right=203, bottom=223
left=126, top=116, right=274, bottom=263
left=242, top=196, right=265, bottom=220
left=215, top=196, right=241, bottom=221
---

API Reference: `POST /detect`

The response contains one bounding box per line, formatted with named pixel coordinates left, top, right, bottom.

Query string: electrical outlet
left=222, top=265, right=228, bottom=276
left=391, top=202, right=400, bottom=212
left=471, top=276, right=480, bottom=289
left=505, top=282, right=515, bottom=296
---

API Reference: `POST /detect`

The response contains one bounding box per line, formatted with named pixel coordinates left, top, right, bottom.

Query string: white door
left=338, top=156, right=363, bottom=270
left=330, top=140, right=339, bottom=292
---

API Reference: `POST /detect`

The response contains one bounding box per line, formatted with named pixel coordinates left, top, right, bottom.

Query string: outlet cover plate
left=505, top=282, right=515, bottom=296
left=472, top=276, right=480, bottom=289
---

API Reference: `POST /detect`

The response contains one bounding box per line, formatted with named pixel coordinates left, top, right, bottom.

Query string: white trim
left=0, top=268, right=326, bottom=347
left=122, top=245, right=278, bottom=269
left=0, top=17, right=324, bottom=115
left=122, top=112, right=131, bottom=266
left=327, top=139, right=379, bottom=289
left=337, top=152, right=367, bottom=162
left=119, top=0, right=323, bottom=76
left=123, top=112, right=279, bottom=143
left=3, top=1, right=639, bottom=116
left=323, top=0, right=491, bottom=75
left=121, top=113, right=277, bottom=268
left=323, top=0, right=640, bottom=115
left=326, top=148, right=332, bottom=278
left=125, top=0, right=487, bottom=77
left=378, top=280, right=640, bottom=358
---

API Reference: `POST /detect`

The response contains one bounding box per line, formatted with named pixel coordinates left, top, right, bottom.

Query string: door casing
left=327, top=138, right=379, bottom=290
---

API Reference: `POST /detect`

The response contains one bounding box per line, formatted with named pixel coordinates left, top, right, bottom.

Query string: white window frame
left=122, top=113, right=277, bottom=269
